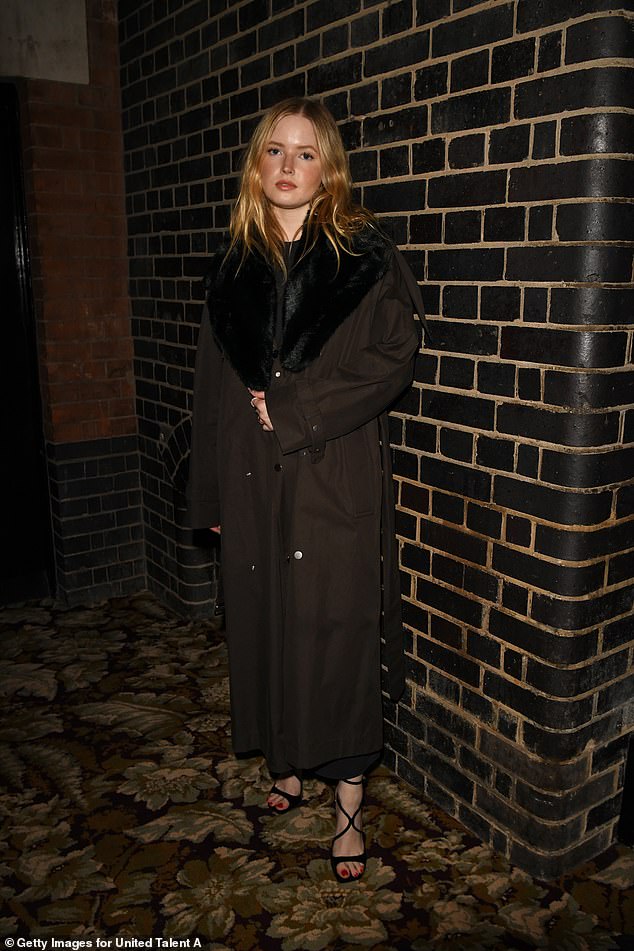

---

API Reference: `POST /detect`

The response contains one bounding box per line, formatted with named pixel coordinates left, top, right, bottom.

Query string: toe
left=336, top=860, right=365, bottom=880
left=267, top=793, right=288, bottom=810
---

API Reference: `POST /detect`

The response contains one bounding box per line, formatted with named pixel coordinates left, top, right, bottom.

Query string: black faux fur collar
left=204, top=228, right=392, bottom=390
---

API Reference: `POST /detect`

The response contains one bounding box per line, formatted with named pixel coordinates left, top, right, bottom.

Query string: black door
left=0, top=83, right=54, bottom=602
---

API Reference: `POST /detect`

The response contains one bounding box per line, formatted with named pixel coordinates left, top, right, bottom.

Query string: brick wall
left=117, top=0, right=634, bottom=877
left=19, top=0, right=145, bottom=603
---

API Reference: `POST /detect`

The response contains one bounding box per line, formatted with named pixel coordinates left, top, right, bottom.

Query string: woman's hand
left=210, top=526, right=221, bottom=534
left=248, top=389, right=274, bottom=431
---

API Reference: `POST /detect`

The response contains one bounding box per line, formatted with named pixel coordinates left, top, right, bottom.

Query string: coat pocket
left=340, top=424, right=381, bottom=518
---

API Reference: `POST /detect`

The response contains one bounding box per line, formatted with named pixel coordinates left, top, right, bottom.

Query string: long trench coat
left=186, top=227, right=421, bottom=774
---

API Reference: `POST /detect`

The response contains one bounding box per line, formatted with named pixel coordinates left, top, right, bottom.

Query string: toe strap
left=268, top=784, right=302, bottom=809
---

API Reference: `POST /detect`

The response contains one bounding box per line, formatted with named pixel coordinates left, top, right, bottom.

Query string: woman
left=187, top=98, right=424, bottom=883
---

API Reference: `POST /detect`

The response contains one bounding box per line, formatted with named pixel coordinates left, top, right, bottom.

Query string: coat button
left=274, top=370, right=281, bottom=378
left=246, top=471, right=252, bottom=477
left=274, top=463, right=282, bottom=471
left=293, top=550, right=303, bottom=560
left=312, top=423, right=319, bottom=431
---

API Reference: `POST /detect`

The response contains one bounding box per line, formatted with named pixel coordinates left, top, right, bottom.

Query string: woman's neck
left=274, top=206, right=309, bottom=241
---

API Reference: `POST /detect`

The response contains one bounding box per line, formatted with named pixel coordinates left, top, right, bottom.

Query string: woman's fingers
left=257, top=401, right=274, bottom=430
left=248, top=390, right=274, bottom=431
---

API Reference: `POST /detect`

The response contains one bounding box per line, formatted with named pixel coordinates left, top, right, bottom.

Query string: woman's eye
left=300, top=152, right=314, bottom=160
left=268, top=147, right=281, bottom=155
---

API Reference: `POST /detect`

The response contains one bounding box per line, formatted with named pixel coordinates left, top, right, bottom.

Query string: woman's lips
left=276, top=181, right=296, bottom=190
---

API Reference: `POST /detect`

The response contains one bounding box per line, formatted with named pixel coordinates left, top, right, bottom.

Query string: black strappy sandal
left=267, top=780, right=303, bottom=814
left=330, top=777, right=367, bottom=883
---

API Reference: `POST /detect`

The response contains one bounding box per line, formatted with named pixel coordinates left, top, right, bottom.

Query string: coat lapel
left=205, top=229, right=392, bottom=390
left=280, top=229, right=391, bottom=373
left=204, top=249, right=276, bottom=391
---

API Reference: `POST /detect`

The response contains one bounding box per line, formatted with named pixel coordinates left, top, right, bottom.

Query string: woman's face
left=259, top=113, right=323, bottom=220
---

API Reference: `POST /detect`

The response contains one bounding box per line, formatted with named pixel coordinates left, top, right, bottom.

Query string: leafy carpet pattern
left=1, top=592, right=632, bottom=949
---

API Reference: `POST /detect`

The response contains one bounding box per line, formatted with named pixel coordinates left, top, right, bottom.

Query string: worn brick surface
left=23, top=8, right=136, bottom=445
left=117, top=0, right=634, bottom=878
left=18, top=0, right=144, bottom=600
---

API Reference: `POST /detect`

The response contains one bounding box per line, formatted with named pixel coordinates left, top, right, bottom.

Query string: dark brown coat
left=187, top=228, right=420, bottom=773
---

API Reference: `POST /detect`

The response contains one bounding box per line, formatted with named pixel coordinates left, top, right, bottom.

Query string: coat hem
left=232, top=728, right=385, bottom=774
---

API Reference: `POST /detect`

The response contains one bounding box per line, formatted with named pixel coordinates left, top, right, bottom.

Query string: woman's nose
left=282, top=157, right=294, bottom=174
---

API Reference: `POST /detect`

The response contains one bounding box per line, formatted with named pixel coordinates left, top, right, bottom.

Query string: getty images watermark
left=3, top=941, right=203, bottom=949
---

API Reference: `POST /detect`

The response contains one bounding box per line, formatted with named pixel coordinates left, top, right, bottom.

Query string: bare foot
left=267, top=773, right=302, bottom=811
left=332, top=776, right=365, bottom=881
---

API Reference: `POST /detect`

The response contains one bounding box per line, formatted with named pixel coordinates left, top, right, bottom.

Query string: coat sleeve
left=266, top=252, right=420, bottom=456
left=185, top=307, right=223, bottom=528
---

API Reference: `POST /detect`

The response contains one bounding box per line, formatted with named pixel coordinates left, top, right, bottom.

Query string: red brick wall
left=19, top=0, right=135, bottom=445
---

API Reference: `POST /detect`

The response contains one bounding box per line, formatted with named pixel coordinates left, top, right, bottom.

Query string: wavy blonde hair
left=228, top=97, right=375, bottom=273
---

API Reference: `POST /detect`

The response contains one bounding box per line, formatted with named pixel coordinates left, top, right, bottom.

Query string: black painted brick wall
left=117, top=0, right=634, bottom=878
left=47, top=435, right=145, bottom=605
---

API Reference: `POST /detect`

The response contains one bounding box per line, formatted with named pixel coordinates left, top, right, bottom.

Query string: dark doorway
left=0, top=83, right=54, bottom=602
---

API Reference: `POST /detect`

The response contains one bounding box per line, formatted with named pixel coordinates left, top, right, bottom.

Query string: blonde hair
left=228, top=97, right=375, bottom=273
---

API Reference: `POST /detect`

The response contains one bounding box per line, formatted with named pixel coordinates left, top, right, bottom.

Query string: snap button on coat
left=293, top=550, right=303, bottom=560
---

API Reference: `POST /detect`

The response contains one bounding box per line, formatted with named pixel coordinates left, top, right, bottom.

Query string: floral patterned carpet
left=1, top=591, right=633, bottom=949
